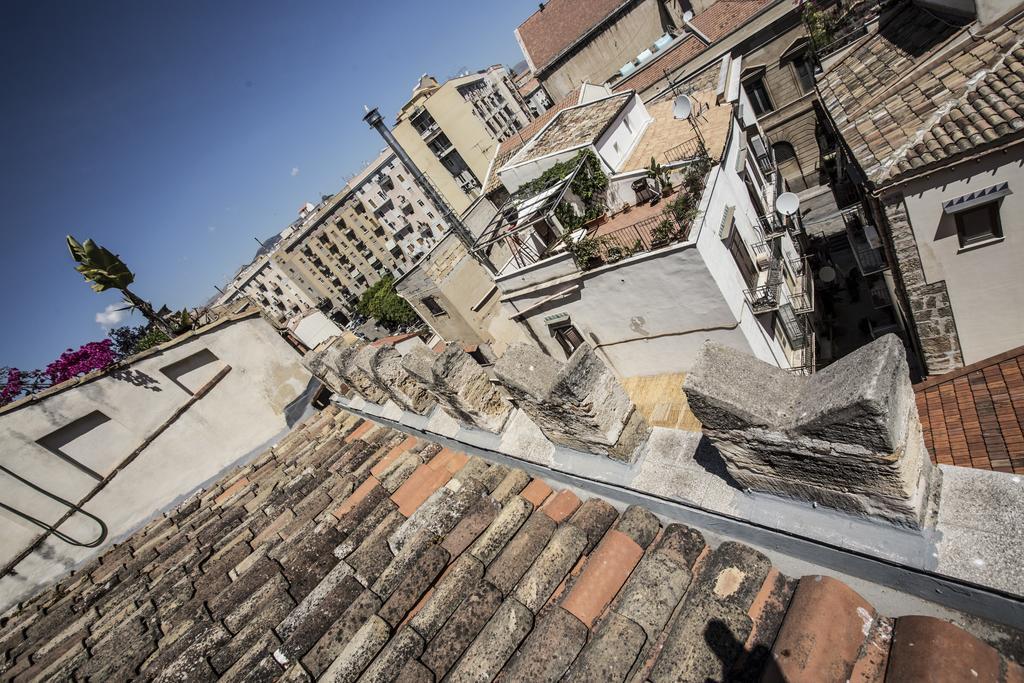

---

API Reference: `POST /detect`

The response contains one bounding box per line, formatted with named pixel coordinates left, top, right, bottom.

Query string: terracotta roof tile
left=1, top=408, right=1020, bottom=680
left=517, top=0, right=628, bottom=72
left=819, top=3, right=1024, bottom=186
left=482, top=86, right=582, bottom=195
left=915, top=344, right=1024, bottom=473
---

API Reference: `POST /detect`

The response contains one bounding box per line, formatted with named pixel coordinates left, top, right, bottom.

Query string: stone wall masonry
left=494, top=342, right=651, bottom=463
left=879, top=192, right=964, bottom=375
left=401, top=344, right=513, bottom=433
left=358, top=345, right=435, bottom=415
left=683, top=334, right=934, bottom=527
left=302, top=338, right=350, bottom=397
left=343, top=345, right=391, bottom=405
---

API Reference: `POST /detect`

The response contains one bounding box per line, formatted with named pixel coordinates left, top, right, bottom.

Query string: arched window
left=773, top=142, right=797, bottom=164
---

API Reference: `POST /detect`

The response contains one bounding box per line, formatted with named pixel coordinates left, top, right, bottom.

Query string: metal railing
left=746, top=284, right=781, bottom=313
left=842, top=206, right=888, bottom=275
left=582, top=213, right=695, bottom=269
left=759, top=213, right=787, bottom=238
left=664, top=137, right=708, bottom=164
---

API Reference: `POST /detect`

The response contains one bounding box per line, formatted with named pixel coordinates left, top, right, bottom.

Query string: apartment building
left=817, top=0, right=1024, bottom=376
left=220, top=252, right=316, bottom=322
left=222, top=153, right=447, bottom=326
left=391, top=66, right=534, bottom=216
left=474, top=67, right=816, bottom=377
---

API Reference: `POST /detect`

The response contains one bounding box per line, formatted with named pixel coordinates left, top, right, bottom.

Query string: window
left=955, top=202, right=1002, bottom=247
left=551, top=322, right=584, bottom=357
left=160, top=348, right=222, bottom=395
left=792, top=54, right=816, bottom=93
left=727, top=229, right=758, bottom=289
left=744, top=76, right=774, bottom=116
left=773, top=142, right=797, bottom=164
left=422, top=296, right=447, bottom=317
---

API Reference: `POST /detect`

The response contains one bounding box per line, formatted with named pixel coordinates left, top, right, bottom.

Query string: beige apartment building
left=391, top=66, right=534, bottom=216
left=222, top=253, right=316, bottom=323
left=223, top=153, right=447, bottom=326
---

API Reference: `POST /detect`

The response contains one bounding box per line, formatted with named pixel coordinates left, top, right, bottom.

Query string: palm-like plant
left=66, top=236, right=176, bottom=338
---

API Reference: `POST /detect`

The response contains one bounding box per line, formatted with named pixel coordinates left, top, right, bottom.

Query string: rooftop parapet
left=301, top=337, right=351, bottom=397
left=401, top=344, right=513, bottom=433
left=494, top=342, right=650, bottom=463
left=683, top=334, right=934, bottom=527
left=360, top=344, right=435, bottom=415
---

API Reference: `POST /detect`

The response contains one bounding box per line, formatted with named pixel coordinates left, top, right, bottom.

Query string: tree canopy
left=356, top=276, right=419, bottom=329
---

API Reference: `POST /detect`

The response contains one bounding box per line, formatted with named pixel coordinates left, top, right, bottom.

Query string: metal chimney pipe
left=362, top=106, right=475, bottom=248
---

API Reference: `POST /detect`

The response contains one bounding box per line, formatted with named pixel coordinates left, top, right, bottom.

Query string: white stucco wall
left=293, top=310, right=342, bottom=349
left=594, top=95, right=652, bottom=171
left=0, top=314, right=313, bottom=612
left=497, top=114, right=795, bottom=377
left=900, top=149, right=1024, bottom=363
left=502, top=242, right=763, bottom=377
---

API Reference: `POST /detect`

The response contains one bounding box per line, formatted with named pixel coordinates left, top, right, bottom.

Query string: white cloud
left=95, top=304, right=127, bottom=329
left=207, top=225, right=217, bottom=232
left=290, top=167, right=300, bottom=176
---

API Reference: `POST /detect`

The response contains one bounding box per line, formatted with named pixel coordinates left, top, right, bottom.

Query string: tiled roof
left=516, top=0, right=627, bottom=72
left=2, top=406, right=1021, bottom=680
left=614, top=0, right=772, bottom=96
left=818, top=3, right=1024, bottom=186
left=690, top=0, right=773, bottom=40
left=482, top=87, right=583, bottom=196
left=510, top=93, right=632, bottom=165
left=916, top=344, right=1024, bottom=473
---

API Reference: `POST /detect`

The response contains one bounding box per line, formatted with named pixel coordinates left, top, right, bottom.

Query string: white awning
left=942, top=182, right=1011, bottom=214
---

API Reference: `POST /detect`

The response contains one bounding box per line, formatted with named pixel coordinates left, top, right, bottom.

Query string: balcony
left=758, top=213, right=788, bottom=239
left=746, top=284, right=781, bottom=313
left=843, top=206, right=888, bottom=275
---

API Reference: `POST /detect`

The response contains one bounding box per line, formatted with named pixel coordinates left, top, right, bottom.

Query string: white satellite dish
left=683, top=10, right=694, bottom=21
left=775, top=192, right=800, bottom=217
left=673, top=95, right=693, bottom=120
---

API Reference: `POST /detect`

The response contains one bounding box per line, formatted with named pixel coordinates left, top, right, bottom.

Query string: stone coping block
left=683, top=335, right=933, bottom=527
left=401, top=344, right=512, bottom=433
left=494, top=342, right=650, bottom=463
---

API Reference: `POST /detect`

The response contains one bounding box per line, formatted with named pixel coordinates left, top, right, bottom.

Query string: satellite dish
left=775, top=192, right=800, bottom=217
left=683, top=9, right=694, bottom=21
left=673, top=95, right=692, bottom=120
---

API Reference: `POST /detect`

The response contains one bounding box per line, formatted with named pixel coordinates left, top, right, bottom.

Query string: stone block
left=302, top=338, right=351, bottom=397
left=683, top=335, right=934, bottom=526
left=402, top=344, right=513, bottom=433
left=495, top=342, right=650, bottom=462
left=364, top=344, right=436, bottom=415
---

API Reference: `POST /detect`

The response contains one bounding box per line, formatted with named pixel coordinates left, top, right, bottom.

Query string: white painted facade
left=898, top=145, right=1024, bottom=363
left=494, top=106, right=810, bottom=377
left=291, top=310, right=343, bottom=350
left=0, top=313, right=314, bottom=612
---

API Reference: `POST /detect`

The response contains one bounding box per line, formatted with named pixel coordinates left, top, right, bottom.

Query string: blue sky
left=0, top=0, right=537, bottom=371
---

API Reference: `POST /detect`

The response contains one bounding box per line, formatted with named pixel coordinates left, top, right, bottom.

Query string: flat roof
left=621, top=89, right=731, bottom=171
left=509, top=92, right=632, bottom=166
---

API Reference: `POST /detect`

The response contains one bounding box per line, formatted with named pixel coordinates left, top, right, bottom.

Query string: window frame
left=743, top=74, right=775, bottom=116
left=954, top=201, right=1003, bottom=248
left=550, top=322, right=585, bottom=358
left=421, top=295, right=448, bottom=317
